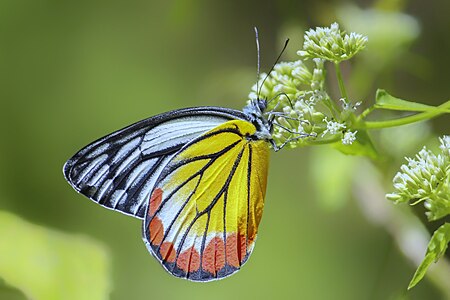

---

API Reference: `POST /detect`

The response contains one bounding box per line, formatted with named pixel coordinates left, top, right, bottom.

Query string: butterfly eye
left=256, top=99, right=268, bottom=112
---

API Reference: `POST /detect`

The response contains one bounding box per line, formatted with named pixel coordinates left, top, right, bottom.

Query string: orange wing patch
left=143, top=120, right=269, bottom=281
left=159, top=242, right=176, bottom=263
left=149, top=217, right=164, bottom=246
left=226, top=233, right=247, bottom=267
left=177, top=247, right=201, bottom=273
left=149, top=188, right=163, bottom=215
left=202, top=237, right=225, bottom=275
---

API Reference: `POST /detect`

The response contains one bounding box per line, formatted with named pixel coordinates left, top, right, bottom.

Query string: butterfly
left=63, top=28, right=296, bottom=281
left=62, top=98, right=285, bottom=281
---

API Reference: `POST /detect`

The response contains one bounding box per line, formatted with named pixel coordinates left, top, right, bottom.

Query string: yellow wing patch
left=143, top=119, right=269, bottom=281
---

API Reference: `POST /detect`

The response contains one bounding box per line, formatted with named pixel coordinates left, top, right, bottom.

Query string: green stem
left=335, top=62, right=348, bottom=100
left=358, top=101, right=450, bottom=129
left=359, top=106, right=375, bottom=120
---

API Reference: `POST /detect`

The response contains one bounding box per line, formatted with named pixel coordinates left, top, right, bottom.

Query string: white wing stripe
left=87, top=165, right=110, bottom=187
left=143, top=118, right=223, bottom=143
left=113, top=148, right=141, bottom=179
left=131, top=155, right=175, bottom=215
left=74, top=154, right=108, bottom=185
left=85, top=143, right=110, bottom=159
left=111, top=137, right=141, bottom=165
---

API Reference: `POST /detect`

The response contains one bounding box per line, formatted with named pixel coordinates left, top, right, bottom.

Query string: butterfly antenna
left=259, top=38, right=290, bottom=98
left=254, top=27, right=261, bottom=100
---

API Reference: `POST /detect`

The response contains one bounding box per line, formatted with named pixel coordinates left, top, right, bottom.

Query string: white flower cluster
left=247, top=59, right=361, bottom=148
left=342, top=131, right=358, bottom=145
left=248, top=60, right=312, bottom=103
left=270, top=91, right=324, bottom=146
left=440, top=135, right=450, bottom=157
left=247, top=60, right=322, bottom=148
left=387, top=135, right=450, bottom=220
left=246, top=23, right=366, bottom=149
left=298, top=22, right=368, bottom=62
left=340, top=98, right=361, bottom=112
left=322, top=117, right=346, bottom=136
left=320, top=117, right=357, bottom=145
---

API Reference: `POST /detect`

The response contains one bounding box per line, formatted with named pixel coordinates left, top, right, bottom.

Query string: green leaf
left=375, top=89, right=450, bottom=113
left=408, top=223, right=450, bottom=289
left=0, top=210, right=112, bottom=300
left=362, top=94, right=450, bottom=129
left=333, top=129, right=379, bottom=160
left=0, top=278, right=27, bottom=300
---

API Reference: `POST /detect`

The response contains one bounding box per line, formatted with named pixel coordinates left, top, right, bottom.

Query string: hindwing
left=143, top=119, right=270, bottom=281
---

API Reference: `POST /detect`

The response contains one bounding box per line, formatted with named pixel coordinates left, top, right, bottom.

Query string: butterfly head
left=243, top=99, right=273, bottom=142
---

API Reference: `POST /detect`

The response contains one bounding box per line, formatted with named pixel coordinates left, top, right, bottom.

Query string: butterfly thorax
left=242, top=99, right=273, bottom=142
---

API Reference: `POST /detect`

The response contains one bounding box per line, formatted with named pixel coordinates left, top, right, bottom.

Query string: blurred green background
left=1, top=0, right=449, bottom=299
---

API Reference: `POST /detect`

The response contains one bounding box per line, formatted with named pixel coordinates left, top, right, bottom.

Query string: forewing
left=143, top=119, right=269, bottom=281
left=64, top=107, right=246, bottom=218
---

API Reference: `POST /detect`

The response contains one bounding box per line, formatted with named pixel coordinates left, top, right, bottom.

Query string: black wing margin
left=63, top=106, right=247, bottom=219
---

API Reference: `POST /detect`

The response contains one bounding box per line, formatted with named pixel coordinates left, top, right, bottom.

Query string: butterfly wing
left=143, top=119, right=269, bottom=281
left=63, top=107, right=247, bottom=218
